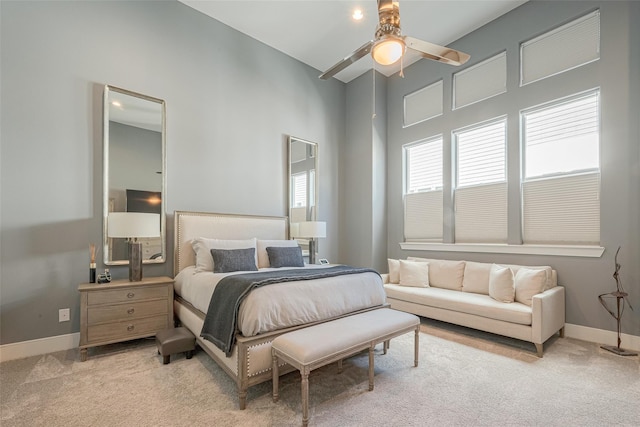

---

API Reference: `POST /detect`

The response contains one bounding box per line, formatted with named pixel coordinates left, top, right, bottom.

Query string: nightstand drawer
left=87, top=315, right=169, bottom=343
left=87, top=285, right=169, bottom=305
left=87, top=300, right=168, bottom=325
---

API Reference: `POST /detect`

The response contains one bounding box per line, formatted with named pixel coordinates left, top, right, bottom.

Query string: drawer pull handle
left=127, top=324, right=135, bottom=332
left=127, top=308, right=135, bottom=315
left=127, top=292, right=135, bottom=299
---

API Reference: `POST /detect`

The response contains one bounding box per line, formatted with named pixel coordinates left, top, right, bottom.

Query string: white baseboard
left=564, top=323, right=640, bottom=352
left=0, top=325, right=637, bottom=363
left=0, top=333, right=80, bottom=363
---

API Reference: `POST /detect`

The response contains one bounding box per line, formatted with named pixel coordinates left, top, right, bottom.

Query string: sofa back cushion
left=462, top=261, right=492, bottom=295
left=514, top=267, right=548, bottom=306
left=398, top=260, right=430, bottom=288
left=502, top=264, right=555, bottom=291
left=408, top=257, right=465, bottom=291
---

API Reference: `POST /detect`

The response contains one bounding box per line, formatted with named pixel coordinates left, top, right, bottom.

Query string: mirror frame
left=103, top=85, right=167, bottom=266
left=287, top=135, right=318, bottom=226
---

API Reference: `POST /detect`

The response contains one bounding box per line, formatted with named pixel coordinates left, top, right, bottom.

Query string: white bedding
left=174, top=265, right=386, bottom=337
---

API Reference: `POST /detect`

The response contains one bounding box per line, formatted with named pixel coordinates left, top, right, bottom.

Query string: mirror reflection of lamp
left=298, top=221, right=326, bottom=265
left=107, top=212, right=160, bottom=281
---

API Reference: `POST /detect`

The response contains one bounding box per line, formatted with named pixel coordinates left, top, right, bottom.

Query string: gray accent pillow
left=210, top=248, right=258, bottom=273
left=266, top=246, right=304, bottom=268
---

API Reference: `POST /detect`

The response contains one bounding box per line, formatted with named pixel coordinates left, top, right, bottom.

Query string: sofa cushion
left=489, top=264, right=515, bottom=303
left=408, top=257, right=465, bottom=291
left=388, top=259, right=400, bottom=284
left=514, top=267, right=547, bottom=306
left=502, top=264, right=555, bottom=291
left=384, top=284, right=532, bottom=325
left=462, top=261, right=491, bottom=295
left=399, top=260, right=430, bottom=288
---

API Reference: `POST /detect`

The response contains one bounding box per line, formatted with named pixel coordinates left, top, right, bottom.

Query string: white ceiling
left=179, top=0, right=528, bottom=83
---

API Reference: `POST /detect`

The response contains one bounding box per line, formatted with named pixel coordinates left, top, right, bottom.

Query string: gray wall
left=386, top=1, right=640, bottom=336
left=0, top=1, right=345, bottom=344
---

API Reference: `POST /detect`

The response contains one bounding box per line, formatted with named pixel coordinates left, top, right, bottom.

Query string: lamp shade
left=372, top=36, right=406, bottom=65
left=298, top=221, right=326, bottom=239
left=107, top=212, right=160, bottom=238
left=290, top=222, right=300, bottom=239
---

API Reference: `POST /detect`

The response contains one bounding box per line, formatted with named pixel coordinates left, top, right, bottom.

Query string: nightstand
left=78, top=276, right=174, bottom=361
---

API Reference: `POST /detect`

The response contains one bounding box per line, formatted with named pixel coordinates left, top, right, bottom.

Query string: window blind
left=404, top=191, right=443, bottom=241
left=403, top=80, right=443, bottom=127
left=523, top=173, right=600, bottom=244
left=406, top=138, right=443, bottom=193
left=292, top=172, right=307, bottom=207
left=454, top=51, right=506, bottom=109
left=454, top=119, right=507, bottom=242
left=521, top=10, right=600, bottom=85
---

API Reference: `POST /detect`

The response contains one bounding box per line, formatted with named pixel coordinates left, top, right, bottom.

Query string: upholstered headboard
left=173, top=211, right=288, bottom=276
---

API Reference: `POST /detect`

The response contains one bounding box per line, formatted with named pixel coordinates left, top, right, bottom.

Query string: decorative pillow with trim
left=266, top=246, right=305, bottom=268
left=210, top=248, right=258, bottom=273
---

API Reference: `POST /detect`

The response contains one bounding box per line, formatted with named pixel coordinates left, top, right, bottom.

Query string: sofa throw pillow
left=266, top=246, right=305, bottom=268
left=192, top=237, right=257, bottom=272
left=398, top=260, right=430, bottom=288
left=388, top=259, right=400, bottom=284
left=489, top=264, right=515, bottom=303
left=409, top=258, right=465, bottom=291
left=257, top=239, right=299, bottom=268
left=210, top=248, right=258, bottom=273
left=462, top=261, right=492, bottom=295
left=514, top=268, right=547, bottom=306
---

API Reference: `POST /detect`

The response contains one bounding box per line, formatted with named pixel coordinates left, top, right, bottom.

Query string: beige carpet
left=1, top=319, right=639, bottom=427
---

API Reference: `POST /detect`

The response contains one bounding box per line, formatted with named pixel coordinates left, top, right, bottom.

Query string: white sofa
left=383, top=257, right=565, bottom=357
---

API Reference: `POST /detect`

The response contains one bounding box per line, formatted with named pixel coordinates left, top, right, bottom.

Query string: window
left=291, top=172, right=307, bottom=207
left=453, top=51, right=507, bottom=109
left=521, top=10, right=600, bottom=86
left=521, top=90, right=600, bottom=244
left=403, top=137, right=443, bottom=241
left=403, top=80, right=443, bottom=127
left=453, top=119, right=508, bottom=242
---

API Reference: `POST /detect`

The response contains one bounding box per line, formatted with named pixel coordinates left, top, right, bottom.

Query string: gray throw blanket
left=200, top=265, right=379, bottom=357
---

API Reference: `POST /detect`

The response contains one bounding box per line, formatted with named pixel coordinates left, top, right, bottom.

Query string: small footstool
left=155, top=327, right=196, bottom=364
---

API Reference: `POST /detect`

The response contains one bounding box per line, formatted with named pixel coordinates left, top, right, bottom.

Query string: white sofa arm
left=380, top=273, right=390, bottom=284
left=531, top=286, right=565, bottom=345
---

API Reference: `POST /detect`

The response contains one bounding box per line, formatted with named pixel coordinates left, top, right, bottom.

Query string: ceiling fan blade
left=319, top=40, right=374, bottom=80
left=404, top=36, right=470, bottom=66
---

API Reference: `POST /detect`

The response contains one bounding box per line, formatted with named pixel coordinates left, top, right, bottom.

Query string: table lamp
left=298, top=221, right=326, bottom=265
left=107, top=212, right=160, bottom=281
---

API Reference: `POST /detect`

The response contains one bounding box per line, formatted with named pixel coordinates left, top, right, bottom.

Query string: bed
left=172, top=211, right=386, bottom=409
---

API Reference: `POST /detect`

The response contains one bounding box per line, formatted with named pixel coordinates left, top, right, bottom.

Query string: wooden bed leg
left=272, top=353, right=279, bottom=402
left=368, top=345, right=374, bottom=391
left=238, top=390, right=247, bottom=410
left=337, top=358, right=343, bottom=373
left=301, top=367, right=310, bottom=427
left=414, top=327, right=419, bottom=367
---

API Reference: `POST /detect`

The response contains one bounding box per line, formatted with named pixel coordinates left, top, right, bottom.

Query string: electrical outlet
left=59, top=308, right=70, bottom=322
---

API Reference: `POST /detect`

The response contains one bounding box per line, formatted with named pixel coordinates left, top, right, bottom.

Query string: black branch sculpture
left=597, top=246, right=637, bottom=356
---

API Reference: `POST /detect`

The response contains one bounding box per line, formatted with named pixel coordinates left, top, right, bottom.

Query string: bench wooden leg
left=368, top=345, right=374, bottom=391
left=383, top=340, right=389, bottom=354
left=163, top=355, right=170, bottom=365
left=301, top=367, right=310, bottom=427
left=337, top=359, right=343, bottom=373
left=272, top=354, right=279, bottom=402
left=414, top=327, right=419, bottom=367
left=559, top=327, right=565, bottom=338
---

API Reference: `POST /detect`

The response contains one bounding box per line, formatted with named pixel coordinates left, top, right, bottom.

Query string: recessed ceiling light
left=352, top=9, right=363, bottom=21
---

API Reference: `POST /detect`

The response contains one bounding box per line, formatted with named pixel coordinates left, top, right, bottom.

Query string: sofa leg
left=559, top=327, right=565, bottom=338
left=535, top=343, right=543, bottom=358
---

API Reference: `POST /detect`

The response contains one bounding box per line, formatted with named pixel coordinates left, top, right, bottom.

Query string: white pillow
left=192, top=237, right=257, bottom=273
left=388, top=259, right=400, bottom=284
left=257, top=239, right=299, bottom=268
left=399, top=260, right=430, bottom=288
left=514, top=268, right=547, bottom=306
left=462, top=261, right=492, bottom=295
left=489, top=264, right=514, bottom=303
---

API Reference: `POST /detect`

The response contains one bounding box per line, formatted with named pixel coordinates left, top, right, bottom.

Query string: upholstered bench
left=271, top=308, right=420, bottom=426
left=155, top=327, right=196, bottom=365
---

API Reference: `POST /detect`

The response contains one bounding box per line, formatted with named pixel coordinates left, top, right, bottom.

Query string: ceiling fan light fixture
left=372, top=36, right=405, bottom=65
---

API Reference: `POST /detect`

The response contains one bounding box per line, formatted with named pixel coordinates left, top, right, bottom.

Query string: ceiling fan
left=319, top=0, right=471, bottom=80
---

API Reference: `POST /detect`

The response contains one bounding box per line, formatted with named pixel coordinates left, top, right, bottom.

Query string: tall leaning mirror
left=288, top=136, right=318, bottom=258
left=103, top=85, right=166, bottom=265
